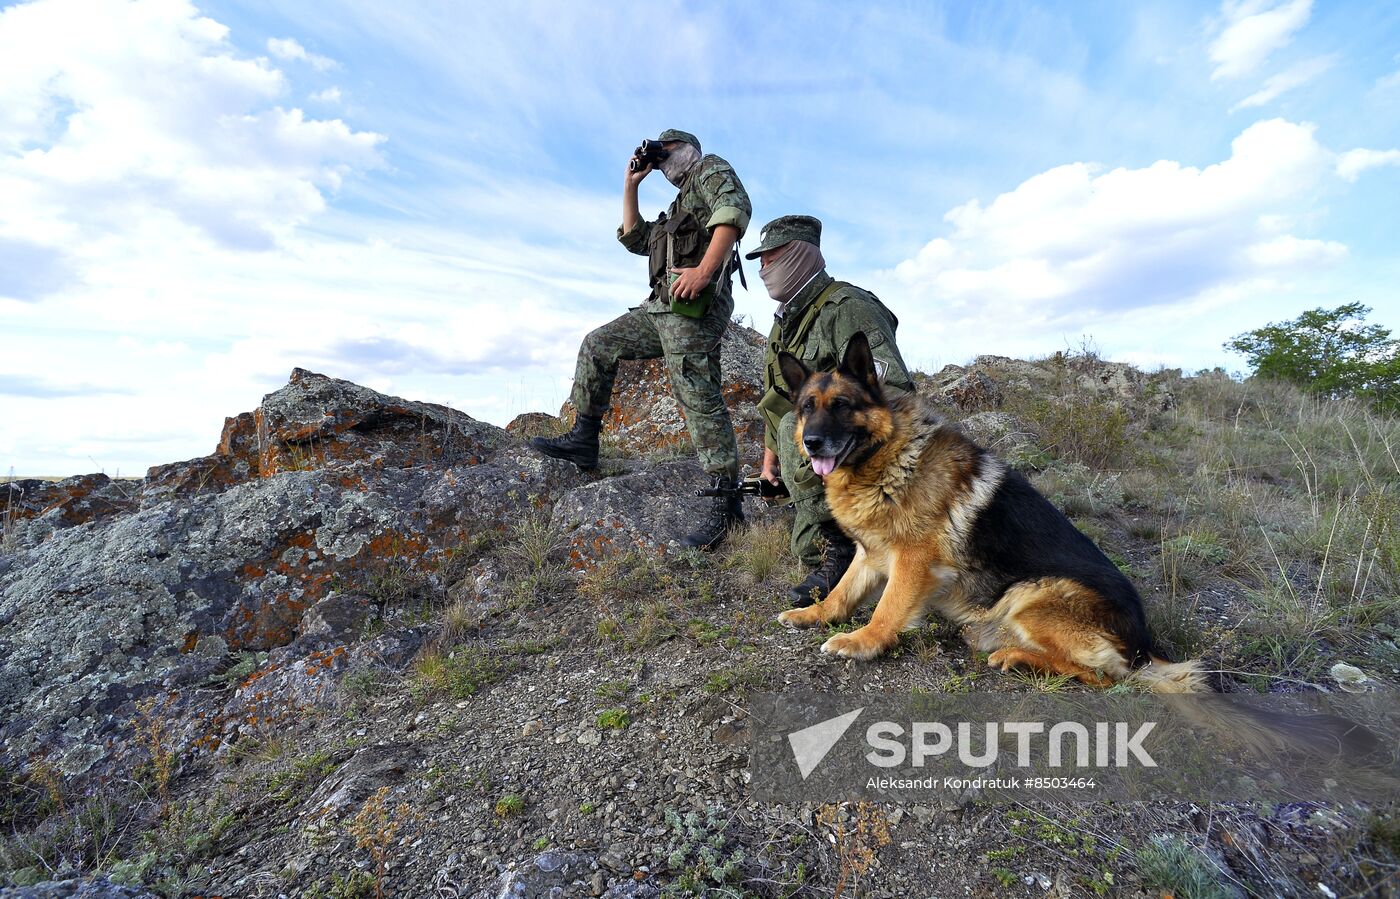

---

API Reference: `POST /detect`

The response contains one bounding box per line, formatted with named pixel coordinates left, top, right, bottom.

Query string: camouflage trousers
left=570, top=294, right=740, bottom=480
left=776, top=410, right=834, bottom=566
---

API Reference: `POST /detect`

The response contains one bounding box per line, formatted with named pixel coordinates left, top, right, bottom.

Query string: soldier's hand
left=668, top=266, right=710, bottom=300
left=625, top=159, right=651, bottom=188
left=761, top=449, right=781, bottom=486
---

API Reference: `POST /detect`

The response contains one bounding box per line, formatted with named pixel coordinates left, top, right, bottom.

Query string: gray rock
left=488, top=850, right=596, bottom=899
left=956, top=412, right=1042, bottom=468
left=549, top=460, right=723, bottom=567
left=1, top=474, right=139, bottom=549
left=1, top=374, right=586, bottom=781
left=302, top=743, right=411, bottom=816
left=939, top=371, right=1003, bottom=411
left=0, top=879, right=159, bottom=898
left=298, top=592, right=380, bottom=645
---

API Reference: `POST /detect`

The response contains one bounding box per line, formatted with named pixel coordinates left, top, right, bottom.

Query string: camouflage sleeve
left=617, top=219, right=652, bottom=256
left=695, top=159, right=752, bottom=238
left=829, top=292, right=915, bottom=395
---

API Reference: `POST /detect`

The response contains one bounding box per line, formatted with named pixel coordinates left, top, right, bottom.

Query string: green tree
left=1226, top=303, right=1400, bottom=412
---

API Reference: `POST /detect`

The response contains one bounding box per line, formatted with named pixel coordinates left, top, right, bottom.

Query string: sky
left=2, top=0, right=1398, bottom=477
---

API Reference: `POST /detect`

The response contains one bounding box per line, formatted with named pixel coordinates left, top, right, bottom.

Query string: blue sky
left=2, top=0, right=1398, bottom=476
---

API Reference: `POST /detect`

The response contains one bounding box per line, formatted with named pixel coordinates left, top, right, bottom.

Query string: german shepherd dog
left=776, top=332, right=1207, bottom=693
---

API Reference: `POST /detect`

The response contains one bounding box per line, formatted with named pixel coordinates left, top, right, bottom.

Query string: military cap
left=657, top=129, right=701, bottom=153
left=744, top=215, right=822, bottom=260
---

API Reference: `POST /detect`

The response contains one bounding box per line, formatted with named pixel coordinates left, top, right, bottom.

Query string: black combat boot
left=788, top=520, right=857, bottom=607
left=529, top=413, right=602, bottom=470
left=682, top=476, right=745, bottom=551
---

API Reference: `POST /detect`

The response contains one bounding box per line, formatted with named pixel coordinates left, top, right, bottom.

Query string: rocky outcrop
left=1, top=474, right=139, bottom=537
left=141, top=368, right=504, bottom=506
left=0, top=371, right=586, bottom=783
left=556, top=322, right=767, bottom=470
left=920, top=353, right=1177, bottom=414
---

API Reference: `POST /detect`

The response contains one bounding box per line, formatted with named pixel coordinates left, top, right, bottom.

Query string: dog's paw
left=820, top=627, right=890, bottom=660
left=778, top=606, right=823, bottom=629
left=987, top=648, right=1033, bottom=672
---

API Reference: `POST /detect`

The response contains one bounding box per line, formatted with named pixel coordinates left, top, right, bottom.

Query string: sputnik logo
left=787, top=708, right=864, bottom=779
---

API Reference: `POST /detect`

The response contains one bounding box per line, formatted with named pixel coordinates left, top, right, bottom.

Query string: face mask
left=660, top=143, right=701, bottom=186
left=760, top=240, right=826, bottom=304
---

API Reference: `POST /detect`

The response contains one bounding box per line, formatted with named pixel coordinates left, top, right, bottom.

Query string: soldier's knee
left=579, top=326, right=612, bottom=361
left=667, top=353, right=725, bottom=410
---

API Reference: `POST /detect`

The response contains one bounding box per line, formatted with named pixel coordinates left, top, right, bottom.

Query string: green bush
left=1226, top=303, right=1400, bottom=412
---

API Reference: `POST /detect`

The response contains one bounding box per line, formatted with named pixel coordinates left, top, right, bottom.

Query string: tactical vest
left=645, top=165, right=737, bottom=318
left=757, top=280, right=850, bottom=425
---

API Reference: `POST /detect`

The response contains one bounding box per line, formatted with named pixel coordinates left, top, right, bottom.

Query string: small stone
left=1329, top=662, right=1370, bottom=692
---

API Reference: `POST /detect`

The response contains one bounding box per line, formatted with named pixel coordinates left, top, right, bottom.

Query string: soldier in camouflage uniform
left=750, top=216, right=915, bottom=605
left=530, top=129, right=752, bottom=550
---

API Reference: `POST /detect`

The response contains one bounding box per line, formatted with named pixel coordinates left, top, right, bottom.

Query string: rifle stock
left=696, top=477, right=790, bottom=500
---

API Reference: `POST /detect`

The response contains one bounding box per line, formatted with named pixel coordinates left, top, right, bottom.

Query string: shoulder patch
left=825, top=283, right=877, bottom=307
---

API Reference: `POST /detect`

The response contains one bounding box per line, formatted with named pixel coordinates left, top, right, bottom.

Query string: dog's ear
left=778, top=352, right=811, bottom=396
left=839, top=331, right=883, bottom=397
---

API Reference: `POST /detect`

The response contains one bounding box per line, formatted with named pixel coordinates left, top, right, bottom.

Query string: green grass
left=1134, top=835, right=1234, bottom=899
left=595, top=708, right=629, bottom=729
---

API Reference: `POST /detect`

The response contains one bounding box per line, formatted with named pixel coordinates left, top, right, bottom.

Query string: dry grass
left=722, top=517, right=802, bottom=585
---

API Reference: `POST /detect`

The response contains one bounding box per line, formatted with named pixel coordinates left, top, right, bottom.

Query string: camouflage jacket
left=617, top=154, right=751, bottom=313
left=759, top=272, right=914, bottom=453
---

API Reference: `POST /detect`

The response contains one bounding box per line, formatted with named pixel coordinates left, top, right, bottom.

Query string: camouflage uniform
left=569, top=129, right=751, bottom=480
left=752, top=218, right=914, bottom=565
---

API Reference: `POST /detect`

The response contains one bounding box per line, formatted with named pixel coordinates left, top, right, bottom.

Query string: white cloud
left=1233, top=54, right=1334, bottom=109
left=1336, top=148, right=1400, bottom=181
left=267, top=36, right=337, bottom=72
left=0, top=0, right=384, bottom=287
left=883, top=119, right=1343, bottom=327
left=1209, top=0, right=1312, bottom=80
left=310, top=87, right=342, bottom=103
left=1243, top=235, right=1345, bottom=266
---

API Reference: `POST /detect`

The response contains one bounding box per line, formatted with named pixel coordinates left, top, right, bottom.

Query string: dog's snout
left=803, top=434, right=825, bottom=453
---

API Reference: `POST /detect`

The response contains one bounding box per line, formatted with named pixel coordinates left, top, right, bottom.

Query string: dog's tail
left=1124, top=655, right=1211, bottom=694
left=1175, top=696, right=1381, bottom=760
left=1129, top=654, right=1381, bottom=759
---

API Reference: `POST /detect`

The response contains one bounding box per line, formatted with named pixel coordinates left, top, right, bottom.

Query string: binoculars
left=629, top=139, right=671, bottom=173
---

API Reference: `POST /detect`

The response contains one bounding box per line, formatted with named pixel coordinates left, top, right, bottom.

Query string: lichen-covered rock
left=941, top=371, right=1004, bottom=411
left=1, top=474, right=140, bottom=546
left=957, top=412, right=1044, bottom=469
left=1078, top=361, right=1177, bottom=412
left=142, top=368, right=507, bottom=505
left=557, top=322, right=767, bottom=470
left=297, top=592, right=380, bottom=645
left=505, top=412, right=564, bottom=440
left=0, top=442, right=585, bottom=778
left=550, top=461, right=730, bottom=568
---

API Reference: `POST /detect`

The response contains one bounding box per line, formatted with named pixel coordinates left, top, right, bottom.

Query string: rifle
left=697, top=477, right=790, bottom=500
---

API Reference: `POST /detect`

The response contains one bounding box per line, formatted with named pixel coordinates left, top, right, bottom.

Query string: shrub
left=1226, top=303, right=1400, bottom=412
left=1134, top=835, right=1234, bottom=899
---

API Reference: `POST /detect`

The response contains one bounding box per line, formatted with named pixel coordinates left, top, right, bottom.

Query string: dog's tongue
left=811, top=455, right=836, bottom=476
